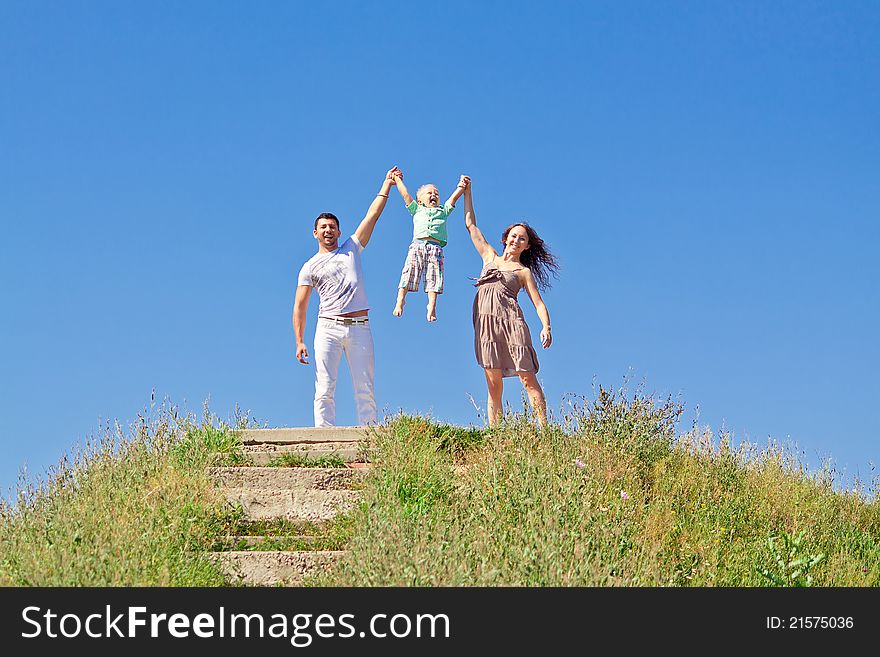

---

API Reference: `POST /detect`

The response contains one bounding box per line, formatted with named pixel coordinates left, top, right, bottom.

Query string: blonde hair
left=416, top=184, right=438, bottom=203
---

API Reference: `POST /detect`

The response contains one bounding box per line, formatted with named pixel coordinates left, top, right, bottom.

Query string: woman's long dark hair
left=501, top=223, right=559, bottom=291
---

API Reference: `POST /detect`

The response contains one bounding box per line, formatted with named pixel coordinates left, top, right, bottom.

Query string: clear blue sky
left=2, top=1, right=878, bottom=498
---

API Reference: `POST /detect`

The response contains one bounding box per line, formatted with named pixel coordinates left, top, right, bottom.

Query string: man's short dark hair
left=314, top=212, right=340, bottom=230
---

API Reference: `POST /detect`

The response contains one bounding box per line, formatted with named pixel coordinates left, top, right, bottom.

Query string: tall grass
left=322, top=388, right=880, bottom=586
left=0, top=403, right=244, bottom=586
left=4, top=389, right=877, bottom=587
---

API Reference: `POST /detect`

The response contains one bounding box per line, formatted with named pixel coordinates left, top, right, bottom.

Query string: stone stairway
left=209, top=426, right=370, bottom=586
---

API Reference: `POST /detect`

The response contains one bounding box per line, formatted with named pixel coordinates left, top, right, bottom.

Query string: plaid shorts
left=398, top=240, right=445, bottom=293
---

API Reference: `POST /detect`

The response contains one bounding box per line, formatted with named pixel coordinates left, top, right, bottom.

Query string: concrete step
left=223, top=487, right=360, bottom=521
left=215, top=550, right=344, bottom=586
left=242, top=445, right=368, bottom=466
left=207, top=426, right=367, bottom=585
left=208, top=466, right=366, bottom=491
left=238, top=427, right=368, bottom=445
left=217, top=535, right=325, bottom=550
left=228, top=518, right=332, bottom=536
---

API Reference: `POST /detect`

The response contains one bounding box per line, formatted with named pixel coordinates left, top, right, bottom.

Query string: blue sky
left=1, top=1, right=878, bottom=497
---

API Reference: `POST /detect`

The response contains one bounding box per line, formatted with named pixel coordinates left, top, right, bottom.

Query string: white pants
left=313, top=318, right=376, bottom=427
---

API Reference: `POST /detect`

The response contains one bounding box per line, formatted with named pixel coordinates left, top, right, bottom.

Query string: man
left=292, top=167, right=398, bottom=427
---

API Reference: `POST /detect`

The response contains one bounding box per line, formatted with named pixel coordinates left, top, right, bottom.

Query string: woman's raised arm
left=463, top=181, right=495, bottom=262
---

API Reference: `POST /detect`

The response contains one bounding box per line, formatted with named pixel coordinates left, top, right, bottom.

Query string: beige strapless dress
left=472, top=260, right=539, bottom=378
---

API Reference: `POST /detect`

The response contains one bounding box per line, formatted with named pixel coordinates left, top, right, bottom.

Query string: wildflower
left=575, top=458, right=586, bottom=469
left=620, top=490, right=629, bottom=500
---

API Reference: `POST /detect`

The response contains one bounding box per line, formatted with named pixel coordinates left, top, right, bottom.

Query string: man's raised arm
left=354, top=166, right=398, bottom=248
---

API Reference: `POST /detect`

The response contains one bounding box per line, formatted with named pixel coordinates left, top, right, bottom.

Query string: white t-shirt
left=296, top=235, right=369, bottom=317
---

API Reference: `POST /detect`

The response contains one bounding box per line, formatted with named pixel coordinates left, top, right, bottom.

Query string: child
left=391, top=171, right=470, bottom=321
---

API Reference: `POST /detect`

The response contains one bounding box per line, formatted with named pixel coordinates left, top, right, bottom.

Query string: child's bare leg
left=393, top=288, right=407, bottom=317
left=426, top=291, right=438, bottom=322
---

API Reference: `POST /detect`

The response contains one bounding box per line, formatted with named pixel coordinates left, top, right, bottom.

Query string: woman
left=462, top=179, right=559, bottom=427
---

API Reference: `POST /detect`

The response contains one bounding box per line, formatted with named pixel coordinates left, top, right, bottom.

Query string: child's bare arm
left=445, top=174, right=469, bottom=207
left=393, top=171, right=414, bottom=206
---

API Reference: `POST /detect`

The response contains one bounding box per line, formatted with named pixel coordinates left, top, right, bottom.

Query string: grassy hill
left=2, top=389, right=878, bottom=586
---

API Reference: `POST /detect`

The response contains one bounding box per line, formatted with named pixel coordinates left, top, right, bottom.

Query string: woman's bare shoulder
left=517, top=266, right=537, bottom=286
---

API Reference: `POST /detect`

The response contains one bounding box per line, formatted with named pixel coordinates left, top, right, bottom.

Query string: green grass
left=267, top=453, right=349, bottom=468
left=215, top=515, right=355, bottom=552
left=0, top=404, right=244, bottom=586
left=221, top=518, right=332, bottom=537
left=318, top=390, right=880, bottom=586
left=0, top=402, right=358, bottom=586
left=4, top=388, right=878, bottom=587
